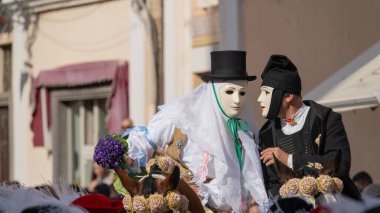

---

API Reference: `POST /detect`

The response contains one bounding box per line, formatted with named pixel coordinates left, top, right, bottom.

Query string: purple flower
left=93, top=136, right=126, bottom=169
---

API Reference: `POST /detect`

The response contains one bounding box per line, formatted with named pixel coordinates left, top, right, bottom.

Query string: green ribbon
left=211, top=81, right=251, bottom=171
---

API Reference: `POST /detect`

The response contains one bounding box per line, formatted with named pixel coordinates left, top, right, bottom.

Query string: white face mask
left=218, top=81, right=248, bottom=117
left=257, top=86, right=274, bottom=118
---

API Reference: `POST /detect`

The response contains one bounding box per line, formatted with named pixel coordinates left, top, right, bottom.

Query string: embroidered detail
left=283, top=104, right=308, bottom=126
left=176, top=140, right=184, bottom=149
left=306, top=162, right=323, bottom=170
left=122, top=191, right=189, bottom=212
left=315, top=134, right=321, bottom=150
left=279, top=175, right=344, bottom=198
left=285, top=117, right=297, bottom=126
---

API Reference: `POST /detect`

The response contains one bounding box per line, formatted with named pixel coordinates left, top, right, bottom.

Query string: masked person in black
left=257, top=54, right=360, bottom=200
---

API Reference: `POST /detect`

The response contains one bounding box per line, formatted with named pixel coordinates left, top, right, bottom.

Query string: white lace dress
left=127, top=83, right=269, bottom=213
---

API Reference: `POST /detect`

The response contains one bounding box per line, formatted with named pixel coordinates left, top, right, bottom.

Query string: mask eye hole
left=239, top=91, right=246, bottom=96
left=225, top=90, right=233, bottom=95
left=264, top=91, right=270, bottom=95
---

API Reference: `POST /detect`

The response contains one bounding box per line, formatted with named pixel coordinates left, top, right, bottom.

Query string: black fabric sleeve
left=262, top=163, right=281, bottom=197
left=259, top=132, right=281, bottom=197
left=292, top=111, right=351, bottom=177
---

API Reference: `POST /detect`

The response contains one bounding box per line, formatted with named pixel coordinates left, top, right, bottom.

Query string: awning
left=31, top=60, right=129, bottom=146
left=305, top=41, right=380, bottom=112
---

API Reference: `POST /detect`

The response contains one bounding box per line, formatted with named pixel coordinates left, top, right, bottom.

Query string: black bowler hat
left=201, top=50, right=256, bottom=82
left=261, top=54, right=302, bottom=95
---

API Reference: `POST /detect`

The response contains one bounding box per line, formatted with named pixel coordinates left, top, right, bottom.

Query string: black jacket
left=259, top=100, right=360, bottom=199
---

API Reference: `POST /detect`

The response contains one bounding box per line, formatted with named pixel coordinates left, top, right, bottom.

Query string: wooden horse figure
left=115, top=163, right=205, bottom=213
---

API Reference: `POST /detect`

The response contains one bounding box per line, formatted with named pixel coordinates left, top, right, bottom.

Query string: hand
left=248, top=200, right=259, bottom=213
left=260, top=147, right=289, bottom=166
left=123, top=155, right=134, bottom=167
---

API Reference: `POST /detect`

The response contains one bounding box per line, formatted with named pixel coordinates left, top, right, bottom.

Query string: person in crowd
left=120, top=51, right=269, bottom=212
left=93, top=183, right=111, bottom=198
left=353, top=171, right=373, bottom=192
left=88, top=162, right=114, bottom=193
left=121, top=118, right=133, bottom=130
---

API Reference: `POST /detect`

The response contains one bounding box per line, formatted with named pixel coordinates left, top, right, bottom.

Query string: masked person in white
left=125, top=51, right=269, bottom=212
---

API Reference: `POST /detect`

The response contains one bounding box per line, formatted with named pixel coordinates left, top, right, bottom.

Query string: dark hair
left=94, top=183, right=111, bottom=198
left=353, top=171, right=373, bottom=184
left=297, top=166, right=320, bottom=178
left=149, top=164, right=162, bottom=175
left=140, top=174, right=158, bottom=198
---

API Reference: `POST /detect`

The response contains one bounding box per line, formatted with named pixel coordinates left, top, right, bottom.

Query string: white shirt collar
left=280, top=103, right=310, bottom=135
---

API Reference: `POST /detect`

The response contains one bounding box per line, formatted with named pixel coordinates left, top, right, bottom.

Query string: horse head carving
left=115, top=159, right=205, bottom=213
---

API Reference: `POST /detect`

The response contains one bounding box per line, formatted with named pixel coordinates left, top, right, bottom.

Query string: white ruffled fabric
left=0, top=183, right=85, bottom=213
left=127, top=82, right=269, bottom=212
left=319, top=194, right=380, bottom=212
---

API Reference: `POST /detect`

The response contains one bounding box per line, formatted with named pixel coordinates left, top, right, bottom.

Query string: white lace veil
left=158, top=82, right=269, bottom=212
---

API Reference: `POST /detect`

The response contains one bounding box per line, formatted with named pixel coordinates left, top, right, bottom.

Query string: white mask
left=257, top=86, right=274, bottom=118
left=218, top=81, right=248, bottom=117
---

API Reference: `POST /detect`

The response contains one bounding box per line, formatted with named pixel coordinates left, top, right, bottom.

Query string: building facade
left=0, top=0, right=155, bottom=186
left=2, top=0, right=379, bottom=188
left=0, top=0, right=226, bottom=186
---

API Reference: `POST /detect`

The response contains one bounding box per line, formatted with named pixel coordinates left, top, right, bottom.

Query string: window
left=0, top=45, right=12, bottom=93
left=0, top=105, right=9, bottom=181
left=66, top=98, right=107, bottom=186
left=51, top=85, right=111, bottom=187
left=0, top=44, right=11, bottom=182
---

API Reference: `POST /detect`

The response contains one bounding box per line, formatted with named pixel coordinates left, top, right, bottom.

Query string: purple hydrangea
left=93, top=136, right=126, bottom=169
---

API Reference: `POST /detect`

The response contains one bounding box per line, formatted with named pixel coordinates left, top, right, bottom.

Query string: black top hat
left=261, top=54, right=302, bottom=95
left=201, top=51, right=256, bottom=82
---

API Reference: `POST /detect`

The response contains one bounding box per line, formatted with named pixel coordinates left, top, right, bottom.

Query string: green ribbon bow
left=211, top=81, right=251, bottom=171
